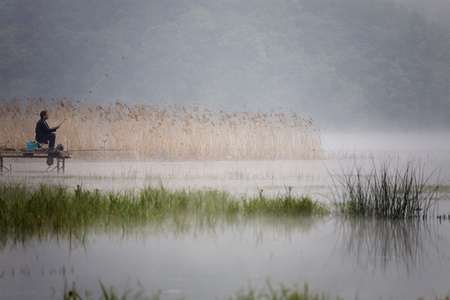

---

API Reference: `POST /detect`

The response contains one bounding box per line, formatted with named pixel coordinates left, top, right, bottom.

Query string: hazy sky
left=2, top=0, right=450, bottom=130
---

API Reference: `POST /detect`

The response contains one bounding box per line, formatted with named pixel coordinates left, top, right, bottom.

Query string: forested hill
left=2, top=0, right=450, bottom=130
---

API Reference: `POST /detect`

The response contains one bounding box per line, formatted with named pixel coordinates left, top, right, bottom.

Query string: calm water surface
left=1, top=217, right=450, bottom=300
left=1, top=133, right=450, bottom=299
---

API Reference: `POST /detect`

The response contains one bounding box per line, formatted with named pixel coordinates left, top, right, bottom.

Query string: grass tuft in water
left=244, top=187, right=328, bottom=217
left=330, top=159, right=442, bottom=219
left=62, top=279, right=159, bottom=300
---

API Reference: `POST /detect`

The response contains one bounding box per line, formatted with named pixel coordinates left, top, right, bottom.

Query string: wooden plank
left=0, top=151, right=71, bottom=158
left=0, top=151, right=71, bottom=173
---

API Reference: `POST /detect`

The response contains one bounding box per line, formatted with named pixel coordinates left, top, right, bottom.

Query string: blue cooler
left=27, top=141, right=36, bottom=151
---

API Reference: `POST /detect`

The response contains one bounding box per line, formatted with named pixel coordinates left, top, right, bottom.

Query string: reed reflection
left=0, top=214, right=326, bottom=252
left=335, top=218, right=440, bottom=276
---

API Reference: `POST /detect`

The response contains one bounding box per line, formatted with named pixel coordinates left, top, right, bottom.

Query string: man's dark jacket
left=35, top=118, right=57, bottom=142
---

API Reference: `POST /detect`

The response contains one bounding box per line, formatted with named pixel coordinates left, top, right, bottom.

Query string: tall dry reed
left=1, top=97, right=322, bottom=160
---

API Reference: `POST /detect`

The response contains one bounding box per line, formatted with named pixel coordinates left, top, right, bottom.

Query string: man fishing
left=35, top=110, right=60, bottom=151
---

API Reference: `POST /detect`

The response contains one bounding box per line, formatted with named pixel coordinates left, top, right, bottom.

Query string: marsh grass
left=0, top=183, right=327, bottom=246
left=61, top=279, right=450, bottom=300
left=62, top=280, right=158, bottom=300
left=232, top=281, right=342, bottom=300
left=329, top=159, right=443, bottom=219
left=1, top=97, right=322, bottom=160
left=61, top=280, right=341, bottom=300
left=244, top=187, right=328, bottom=217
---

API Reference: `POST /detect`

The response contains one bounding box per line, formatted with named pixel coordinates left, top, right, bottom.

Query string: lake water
left=1, top=132, right=450, bottom=299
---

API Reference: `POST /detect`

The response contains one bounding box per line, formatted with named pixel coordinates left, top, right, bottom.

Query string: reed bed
left=0, top=97, right=322, bottom=160
left=0, top=183, right=327, bottom=246
left=329, top=159, right=442, bottom=219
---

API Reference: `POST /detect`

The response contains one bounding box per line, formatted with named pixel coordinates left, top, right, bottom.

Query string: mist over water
left=2, top=132, right=449, bottom=200
left=322, top=131, right=450, bottom=152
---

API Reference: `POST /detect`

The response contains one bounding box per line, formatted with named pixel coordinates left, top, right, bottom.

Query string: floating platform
left=0, top=150, right=71, bottom=173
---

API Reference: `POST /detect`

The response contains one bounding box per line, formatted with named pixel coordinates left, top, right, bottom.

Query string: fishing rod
left=58, top=25, right=160, bottom=127
left=68, top=148, right=139, bottom=152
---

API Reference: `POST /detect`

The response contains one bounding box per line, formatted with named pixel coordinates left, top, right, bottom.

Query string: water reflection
left=0, top=215, right=325, bottom=252
left=2, top=216, right=450, bottom=300
left=336, top=218, right=440, bottom=276
left=0, top=228, right=88, bottom=253
left=0, top=216, right=328, bottom=300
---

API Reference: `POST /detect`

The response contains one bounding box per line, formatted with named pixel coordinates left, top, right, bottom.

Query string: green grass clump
left=244, top=187, right=328, bottom=217
left=330, top=159, right=442, bottom=219
left=0, top=183, right=327, bottom=245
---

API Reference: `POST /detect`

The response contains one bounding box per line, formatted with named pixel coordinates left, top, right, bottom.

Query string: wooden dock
left=0, top=150, right=71, bottom=173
